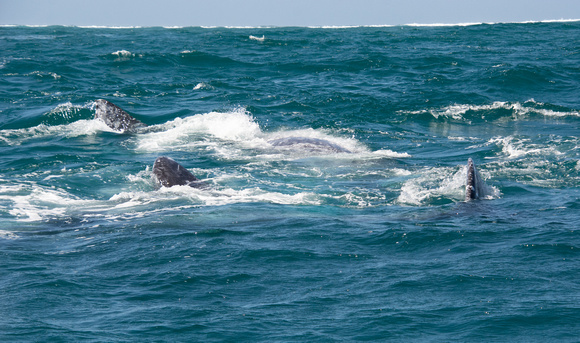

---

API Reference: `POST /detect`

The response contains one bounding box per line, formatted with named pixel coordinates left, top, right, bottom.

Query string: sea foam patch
left=134, top=108, right=263, bottom=152
left=110, top=186, right=322, bottom=208
left=0, top=183, right=94, bottom=222
left=0, top=119, right=112, bottom=146
left=397, top=164, right=499, bottom=206
left=403, top=101, right=580, bottom=121
left=0, top=230, right=19, bottom=240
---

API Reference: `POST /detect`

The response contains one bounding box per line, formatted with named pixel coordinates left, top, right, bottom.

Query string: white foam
left=29, top=70, right=61, bottom=80
left=78, top=26, right=142, bottom=29
left=0, top=119, right=112, bottom=146
left=135, top=108, right=263, bottom=152
left=308, top=25, right=362, bottom=29
left=0, top=183, right=94, bottom=222
left=489, top=136, right=563, bottom=159
left=223, top=26, right=275, bottom=29
left=397, top=167, right=459, bottom=205
left=112, top=50, right=133, bottom=57
left=249, top=35, right=265, bottom=42
left=404, top=101, right=580, bottom=121
left=202, top=187, right=321, bottom=206
left=489, top=157, right=574, bottom=188
left=520, top=19, right=580, bottom=24
left=193, top=82, right=212, bottom=90
left=109, top=191, right=159, bottom=208
left=397, top=164, right=499, bottom=205
left=0, top=230, right=19, bottom=240
left=111, top=50, right=138, bottom=61
left=110, top=186, right=321, bottom=208
left=371, top=149, right=411, bottom=158
left=405, top=22, right=483, bottom=27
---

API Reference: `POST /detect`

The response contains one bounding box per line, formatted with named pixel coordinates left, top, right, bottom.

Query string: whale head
left=153, top=156, right=199, bottom=188
left=94, top=99, right=146, bottom=133
left=466, top=158, right=481, bottom=201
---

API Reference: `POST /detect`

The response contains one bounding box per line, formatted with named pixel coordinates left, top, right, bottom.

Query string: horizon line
left=1, top=18, right=579, bottom=30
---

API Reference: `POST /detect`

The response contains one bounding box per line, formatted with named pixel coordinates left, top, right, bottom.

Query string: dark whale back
left=153, top=156, right=199, bottom=188
left=94, top=99, right=146, bottom=133
left=268, top=137, right=351, bottom=153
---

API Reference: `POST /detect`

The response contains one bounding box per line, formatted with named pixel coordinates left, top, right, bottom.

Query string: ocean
left=1, top=22, right=579, bottom=341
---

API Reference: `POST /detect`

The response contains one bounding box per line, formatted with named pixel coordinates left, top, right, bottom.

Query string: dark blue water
left=1, top=22, right=580, bottom=341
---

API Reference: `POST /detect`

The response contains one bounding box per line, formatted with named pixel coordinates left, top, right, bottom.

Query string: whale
left=268, top=137, right=351, bottom=153
left=94, top=99, right=352, bottom=154
left=153, top=156, right=204, bottom=188
left=465, top=158, right=485, bottom=201
left=94, top=99, right=146, bottom=133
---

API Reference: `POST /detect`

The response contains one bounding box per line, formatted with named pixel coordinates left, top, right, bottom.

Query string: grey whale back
left=94, top=99, right=146, bottom=133
left=268, top=137, right=351, bottom=153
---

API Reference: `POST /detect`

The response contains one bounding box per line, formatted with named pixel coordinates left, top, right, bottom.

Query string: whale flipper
left=465, top=158, right=483, bottom=201
left=268, top=137, right=351, bottom=153
left=94, top=99, right=146, bottom=133
left=153, top=156, right=203, bottom=188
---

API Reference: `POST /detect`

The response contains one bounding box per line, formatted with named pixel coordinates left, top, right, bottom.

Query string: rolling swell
left=1, top=22, right=580, bottom=341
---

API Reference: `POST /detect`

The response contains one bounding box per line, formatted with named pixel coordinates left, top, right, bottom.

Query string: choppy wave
left=2, top=24, right=580, bottom=341
left=2, top=95, right=576, bottom=220
left=401, top=100, right=580, bottom=121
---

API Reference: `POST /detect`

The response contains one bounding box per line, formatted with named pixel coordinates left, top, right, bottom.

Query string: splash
left=403, top=100, right=580, bottom=121
left=111, top=50, right=133, bottom=57
left=133, top=108, right=376, bottom=159
left=397, top=164, right=499, bottom=206
left=249, top=35, right=265, bottom=42
left=134, top=108, right=263, bottom=152
left=193, top=82, right=212, bottom=90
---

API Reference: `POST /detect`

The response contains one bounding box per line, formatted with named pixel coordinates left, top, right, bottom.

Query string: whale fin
left=94, top=99, right=146, bottom=133
left=153, top=156, right=201, bottom=188
left=465, top=158, right=482, bottom=201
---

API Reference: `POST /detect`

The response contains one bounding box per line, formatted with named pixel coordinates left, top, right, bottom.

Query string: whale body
left=465, top=158, right=485, bottom=201
left=268, top=137, right=351, bottom=153
left=153, top=156, right=203, bottom=188
left=94, top=99, right=146, bottom=133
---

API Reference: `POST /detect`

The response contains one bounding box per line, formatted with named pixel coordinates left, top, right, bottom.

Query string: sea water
left=1, top=22, right=579, bottom=341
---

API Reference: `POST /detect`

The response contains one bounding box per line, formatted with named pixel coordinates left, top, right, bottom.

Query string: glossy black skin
left=268, top=137, right=351, bottom=153
left=94, top=99, right=146, bottom=133
left=153, top=156, right=202, bottom=188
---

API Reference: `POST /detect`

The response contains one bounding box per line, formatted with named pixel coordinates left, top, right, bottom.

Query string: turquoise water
left=1, top=22, right=579, bottom=341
